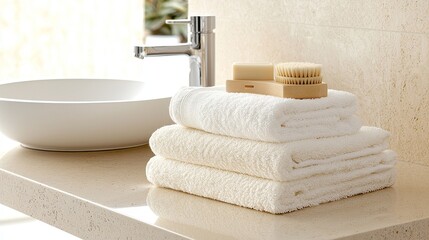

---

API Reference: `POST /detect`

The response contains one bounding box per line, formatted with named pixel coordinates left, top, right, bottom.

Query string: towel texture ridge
left=146, top=155, right=396, bottom=214
left=169, top=86, right=361, bottom=142
left=150, top=125, right=390, bottom=181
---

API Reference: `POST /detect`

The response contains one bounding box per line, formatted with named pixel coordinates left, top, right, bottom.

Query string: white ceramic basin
left=0, top=79, right=173, bottom=151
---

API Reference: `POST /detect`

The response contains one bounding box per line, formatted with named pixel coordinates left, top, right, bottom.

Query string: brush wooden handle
left=226, top=80, right=328, bottom=99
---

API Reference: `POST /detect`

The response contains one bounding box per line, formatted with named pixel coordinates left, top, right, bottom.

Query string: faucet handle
left=166, top=16, right=215, bottom=34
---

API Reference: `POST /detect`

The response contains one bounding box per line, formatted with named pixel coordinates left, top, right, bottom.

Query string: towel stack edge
left=147, top=87, right=397, bottom=214
left=147, top=156, right=396, bottom=214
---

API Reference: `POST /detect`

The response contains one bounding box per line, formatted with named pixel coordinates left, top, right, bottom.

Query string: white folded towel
left=146, top=153, right=396, bottom=214
left=169, top=86, right=361, bottom=142
left=150, top=125, right=390, bottom=181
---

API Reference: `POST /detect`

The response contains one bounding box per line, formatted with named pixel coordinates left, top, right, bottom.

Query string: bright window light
left=0, top=0, right=145, bottom=82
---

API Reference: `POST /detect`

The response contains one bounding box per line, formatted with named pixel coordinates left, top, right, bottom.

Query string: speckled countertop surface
left=0, top=137, right=428, bottom=240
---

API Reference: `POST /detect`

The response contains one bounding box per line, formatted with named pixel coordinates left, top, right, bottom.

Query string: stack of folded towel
left=146, top=87, right=396, bottom=214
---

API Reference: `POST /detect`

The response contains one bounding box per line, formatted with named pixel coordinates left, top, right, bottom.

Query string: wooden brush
left=226, top=62, right=328, bottom=99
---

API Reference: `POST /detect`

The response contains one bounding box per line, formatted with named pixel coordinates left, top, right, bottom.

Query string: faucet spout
left=134, top=44, right=192, bottom=59
left=134, top=16, right=215, bottom=87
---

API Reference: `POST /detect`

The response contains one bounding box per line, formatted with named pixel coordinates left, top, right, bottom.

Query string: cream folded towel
left=169, top=86, right=361, bottom=142
left=150, top=125, right=390, bottom=181
left=146, top=153, right=396, bottom=214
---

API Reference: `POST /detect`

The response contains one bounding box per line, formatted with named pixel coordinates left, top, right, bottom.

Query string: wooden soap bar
left=226, top=80, right=328, bottom=99
left=233, top=63, right=274, bottom=81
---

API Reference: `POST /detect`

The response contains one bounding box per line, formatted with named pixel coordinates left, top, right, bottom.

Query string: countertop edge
left=0, top=168, right=188, bottom=240
left=334, top=217, right=429, bottom=240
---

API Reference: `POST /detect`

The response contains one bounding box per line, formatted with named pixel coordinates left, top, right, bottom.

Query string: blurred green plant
left=145, top=0, right=188, bottom=42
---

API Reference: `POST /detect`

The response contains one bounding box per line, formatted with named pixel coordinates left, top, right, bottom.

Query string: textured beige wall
left=189, top=0, right=429, bottom=165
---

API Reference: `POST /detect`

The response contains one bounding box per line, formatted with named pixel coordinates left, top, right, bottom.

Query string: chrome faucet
left=134, top=16, right=215, bottom=87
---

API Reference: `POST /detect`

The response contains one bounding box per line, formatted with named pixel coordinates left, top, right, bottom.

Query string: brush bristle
left=275, top=62, right=323, bottom=84
left=275, top=76, right=323, bottom=84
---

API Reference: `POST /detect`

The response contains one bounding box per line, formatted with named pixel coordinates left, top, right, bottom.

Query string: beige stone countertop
left=0, top=138, right=429, bottom=240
